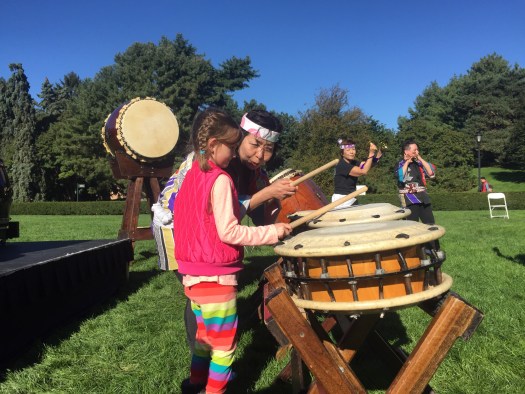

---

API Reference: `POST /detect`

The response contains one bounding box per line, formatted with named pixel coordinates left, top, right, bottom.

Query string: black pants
left=174, top=271, right=197, bottom=352
left=406, top=203, right=440, bottom=250
left=406, top=203, right=435, bottom=225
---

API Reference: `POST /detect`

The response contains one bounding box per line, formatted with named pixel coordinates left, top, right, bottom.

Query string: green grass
left=470, top=166, right=525, bottom=192
left=1, top=213, right=524, bottom=393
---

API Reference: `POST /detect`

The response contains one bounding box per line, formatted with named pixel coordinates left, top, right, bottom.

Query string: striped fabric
left=152, top=152, right=194, bottom=271
left=184, top=282, right=237, bottom=394
left=152, top=223, right=177, bottom=271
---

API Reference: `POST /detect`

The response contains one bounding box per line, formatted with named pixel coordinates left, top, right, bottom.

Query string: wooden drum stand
left=263, top=261, right=484, bottom=394
left=109, top=151, right=174, bottom=241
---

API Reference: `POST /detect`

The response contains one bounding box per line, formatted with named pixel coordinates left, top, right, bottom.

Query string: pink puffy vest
left=174, top=160, right=244, bottom=276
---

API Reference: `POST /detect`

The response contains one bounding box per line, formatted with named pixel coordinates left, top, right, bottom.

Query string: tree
left=289, top=85, right=396, bottom=196
left=33, top=34, right=259, bottom=200
left=4, top=64, right=39, bottom=201
left=400, top=53, right=525, bottom=169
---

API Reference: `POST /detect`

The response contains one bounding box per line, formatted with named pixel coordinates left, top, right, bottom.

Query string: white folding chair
left=487, top=192, right=509, bottom=219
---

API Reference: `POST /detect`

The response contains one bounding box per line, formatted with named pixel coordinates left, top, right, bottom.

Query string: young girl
left=173, top=108, right=292, bottom=394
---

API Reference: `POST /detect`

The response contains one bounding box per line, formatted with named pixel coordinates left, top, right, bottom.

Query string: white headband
left=240, top=113, right=280, bottom=143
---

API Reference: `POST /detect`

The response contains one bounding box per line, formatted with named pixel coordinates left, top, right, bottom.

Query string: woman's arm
left=247, top=178, right=297, bottom=212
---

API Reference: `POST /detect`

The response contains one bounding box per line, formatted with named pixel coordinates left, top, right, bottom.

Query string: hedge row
left=10, top=192, right=525, bottom=215
left=11, top=201, right=151, bottom=215
left=359, top=191, right=525, bottom=211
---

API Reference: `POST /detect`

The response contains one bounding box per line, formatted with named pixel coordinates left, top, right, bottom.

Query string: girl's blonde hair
left=190, top=108, right=242, bottom=171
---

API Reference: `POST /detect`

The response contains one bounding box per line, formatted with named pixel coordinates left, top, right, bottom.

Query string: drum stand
left=263, top=261, right=484, bottom=394
left=109, top=151, right=175, bottom=241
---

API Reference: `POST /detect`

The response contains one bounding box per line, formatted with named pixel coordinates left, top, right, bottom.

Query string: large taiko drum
left=102, top=97, right=179, bottom=163
left=274, top=220, right=451, bottom=313
left=291, top=203, right=411, bottom=228
left=270, top=169, right=328, bottom=223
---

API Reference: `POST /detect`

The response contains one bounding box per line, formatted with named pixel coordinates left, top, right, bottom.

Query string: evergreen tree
left=5, top=64, right=39, bottom=201
left=399, top=53, right=524, bottom=169
left=0, top=77, right=14, bottom=163
left=34, top=34, right=259, bottom=200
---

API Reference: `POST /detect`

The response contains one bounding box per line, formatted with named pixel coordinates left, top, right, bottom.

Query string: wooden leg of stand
left=119, top=177, right=143, bottom=240
left=306, top=313, right=379, bottom=394
left=265, top=288, right=366, bottom=394
left=387, top=293, right=484, bottom=394
left=264, top=260, right=287, bottom=290
left=290, top=348, right=309, bottom=393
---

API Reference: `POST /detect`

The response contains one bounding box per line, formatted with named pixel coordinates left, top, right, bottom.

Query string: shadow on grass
left=231, top=254, right=414, bottom=392
left=492, top=246, right=525, bottom=266
left=0, top=264, right=161, bottom=379
left=491, top=170, right=525, bottom=183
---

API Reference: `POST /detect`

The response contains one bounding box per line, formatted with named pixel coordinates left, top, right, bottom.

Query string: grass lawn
left=1, top=212, right=524, bottom=393
left=470, top=166, right=525, bottom=192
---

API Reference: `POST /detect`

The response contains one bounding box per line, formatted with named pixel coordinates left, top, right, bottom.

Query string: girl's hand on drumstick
left=267, top=179, right=297, bottom=201
left=369, top=142, right=378, bottom=154
left=275, top=222, right=292, bottom=239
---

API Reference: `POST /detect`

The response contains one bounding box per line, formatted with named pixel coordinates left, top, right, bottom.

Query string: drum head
left=117, top=98, right=179, bottom=160
left=275, top=220, right=445, bottom=257
left=293, top=203, right=410, bottom=227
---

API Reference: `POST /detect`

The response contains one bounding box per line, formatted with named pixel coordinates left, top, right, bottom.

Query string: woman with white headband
left=151, top=109, right=296, bottom=354
left=332, top=137, right=382, bottom=208
left=226, top=109, right=297, bottom=225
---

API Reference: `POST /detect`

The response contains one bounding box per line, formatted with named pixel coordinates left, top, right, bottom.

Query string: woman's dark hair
left=245, top=109, right=283, bottom=134
left=402, top=139, right=417, bottom=153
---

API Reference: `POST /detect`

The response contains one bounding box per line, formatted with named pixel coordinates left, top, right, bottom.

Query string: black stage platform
left=0, top=239, right=134, bottom=363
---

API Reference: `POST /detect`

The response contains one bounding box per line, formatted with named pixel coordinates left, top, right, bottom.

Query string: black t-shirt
left=334, top=158, right=358, bottom=194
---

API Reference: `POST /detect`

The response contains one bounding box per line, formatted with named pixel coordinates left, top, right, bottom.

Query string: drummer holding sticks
left=332, top=138, right=382, bottom=208
left=151, top=110, right=297, bottom=347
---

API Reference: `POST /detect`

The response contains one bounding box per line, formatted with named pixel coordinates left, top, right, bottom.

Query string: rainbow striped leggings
left=184, top=282, right=237, bottom=394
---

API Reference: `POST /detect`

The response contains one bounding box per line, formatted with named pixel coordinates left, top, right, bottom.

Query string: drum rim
left=291, top=272, right=453, bottom=313
left=292, top=203, right=411, bottom=228
left=275, top=221, right=446, bottom=257
left=102, top=97, right=179, bottom=162
left=117, top=97, right=179, bottom=160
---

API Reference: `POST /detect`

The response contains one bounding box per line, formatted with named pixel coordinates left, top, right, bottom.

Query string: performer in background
left=332, top=138, right=382, bottom=208
left=397, top=140, right=436, bottom=224
left=173, top=108, right=291, bottom=394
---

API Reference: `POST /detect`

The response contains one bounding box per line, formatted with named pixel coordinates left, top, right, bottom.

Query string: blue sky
left=2, top=0, right=524, bottom=130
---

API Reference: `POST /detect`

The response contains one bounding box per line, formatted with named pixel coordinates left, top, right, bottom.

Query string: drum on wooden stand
left=270, top=168, right=328, bottom=223
left=101, top=97, right=179, bottom=241
left=102, top=97, right=179, bottom=163
left=291, top=203, right=411, bottom=228
left=274, top=220, right=451, bottom=313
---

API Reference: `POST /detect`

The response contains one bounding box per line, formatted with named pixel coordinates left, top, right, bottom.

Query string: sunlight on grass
left=2, top=212, right=524, bottom=393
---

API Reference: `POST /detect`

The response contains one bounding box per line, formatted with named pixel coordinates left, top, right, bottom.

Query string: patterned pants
left=184, top=282, right=237, bottom=394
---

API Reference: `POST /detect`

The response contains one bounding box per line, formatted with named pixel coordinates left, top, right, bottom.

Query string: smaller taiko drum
left=291, top=203, right=411, bottom=228
left=102, top=97, right=179, bottom=163
left=270, top=169, right=328, bottom=223
left=274, top=220, right=450, bottom=312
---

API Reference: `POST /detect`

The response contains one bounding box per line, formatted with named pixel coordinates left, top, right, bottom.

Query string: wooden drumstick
left=290, top=159, right=339, bottom=187
left=289, top=186, right=368, bottom=229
